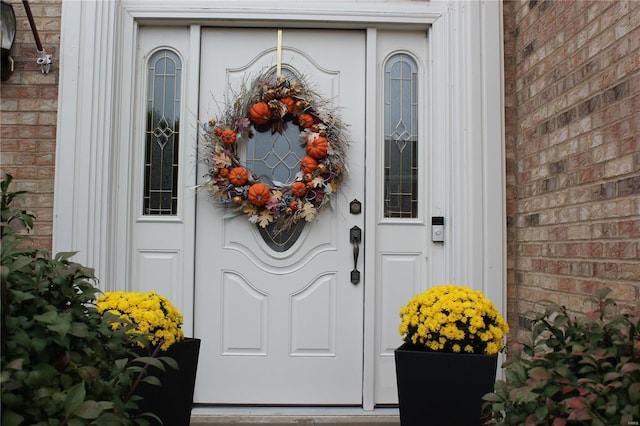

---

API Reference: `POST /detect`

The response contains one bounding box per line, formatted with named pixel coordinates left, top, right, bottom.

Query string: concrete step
left=191, top=416, right=400, bottom=425
left=190, top=407, right=400, bottom=425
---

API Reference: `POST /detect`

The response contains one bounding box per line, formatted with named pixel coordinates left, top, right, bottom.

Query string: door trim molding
left=54, top=0, right=505, bottom=411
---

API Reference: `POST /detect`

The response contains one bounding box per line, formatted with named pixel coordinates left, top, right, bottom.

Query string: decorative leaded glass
left=249, top=66, right=307, bottom=252
left=143, top=49, right=181, bottom=216
left=383, top=53, right=418, bottom=218
left=245, top=67, right=304, bottom=188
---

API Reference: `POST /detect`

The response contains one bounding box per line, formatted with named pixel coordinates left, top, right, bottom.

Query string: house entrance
left=132, top=25, right=433, bottom=406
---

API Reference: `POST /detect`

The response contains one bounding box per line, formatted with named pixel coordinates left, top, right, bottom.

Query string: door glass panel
left=245, top=66, right=304, bottom=187
left=247, top=66, right=306, bottom=252
left=143, top=49, right=181, bottom=216
left=383, top=53, right=418, bottom=218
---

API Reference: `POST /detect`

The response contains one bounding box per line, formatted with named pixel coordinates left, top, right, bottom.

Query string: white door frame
left=54, top=0, right=505, bottom=411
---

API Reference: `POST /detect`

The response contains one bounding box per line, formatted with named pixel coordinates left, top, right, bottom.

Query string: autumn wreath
left=202, top=73, right=350, bottom=230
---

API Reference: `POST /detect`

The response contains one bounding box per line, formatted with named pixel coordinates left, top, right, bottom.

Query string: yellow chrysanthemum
left=398, top=284, right=509, bottom=355
left=96, top=291, right=184, bottom=351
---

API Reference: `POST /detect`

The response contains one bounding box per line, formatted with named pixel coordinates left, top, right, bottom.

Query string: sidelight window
left=143, top=49, right=182, bottom=216
left=383, top=53, right=418, bottom=219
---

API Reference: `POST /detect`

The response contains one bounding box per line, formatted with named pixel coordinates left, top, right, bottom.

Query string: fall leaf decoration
left=201, top=72, right=351, bottom=230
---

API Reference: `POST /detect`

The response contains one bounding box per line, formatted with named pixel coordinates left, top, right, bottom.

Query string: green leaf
left=513, top=388, right=539, bottom=404
left=48, top=318, right=72, bottom=335
left=595, top=287, right=613, bottom=300
left=34, top=310, right=58, bottom=324
left=142, top=375, right=162, bottom=387
left=535, top=404, right=548, bottom=420
left=4, top=358, right=24, bottom=370
left=482, top=392, right=504, bottom=402
left=158, top=355, right=179, bottom=370
left=603, top=371, right=620, bottom=383
left=73, top=400, right=113, bottom=419
left=93, top=412, right=125, bottom=425
left=629, top=383, right=640, bottom=403
left=54, top=251, right=79, bottom=261
left=11, top=288, right=36, bottom=303
left=133, top=356, right=166, bottom=371
left=506, top=364, right=521, bottom=384
left=528, top=366, right=551, bottom=381
left=70, top=322, right=89, bottom=337
left=77, top=366, right=100, bottom=382
left=115, top=358, right=128, bottom=370
left=1, top=410, right=25, bottom=426
left=64, top=382, right=87, bottom=415
left=91, top=412, right=125, bottom=426
left=604, top=399, right=618, bottom=417
left=621, top=362, right=640, bottom=375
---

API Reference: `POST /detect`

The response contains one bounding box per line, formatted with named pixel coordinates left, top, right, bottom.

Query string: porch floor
left=190, top=407, right=400, bottom=425
left=190, top=416, right=400, bottom=425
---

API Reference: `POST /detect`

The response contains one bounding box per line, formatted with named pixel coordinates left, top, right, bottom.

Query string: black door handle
left=350, top=226, right=361, bottom=284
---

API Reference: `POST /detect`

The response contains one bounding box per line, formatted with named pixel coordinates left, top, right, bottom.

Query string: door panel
left=132, top=28, right=196, bottom=333
left=194, top=28, right=365, bottom=404
left=374, top=30, right=430, bottom=404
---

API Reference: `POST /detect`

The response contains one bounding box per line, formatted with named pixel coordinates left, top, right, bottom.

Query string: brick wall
left=0, top=0, right=60, bottom=250
left=504, top=0, right=640, bottom=341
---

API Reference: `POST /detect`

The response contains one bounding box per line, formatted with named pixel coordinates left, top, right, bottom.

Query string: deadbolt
left=350, top=199, right=362, bottom=215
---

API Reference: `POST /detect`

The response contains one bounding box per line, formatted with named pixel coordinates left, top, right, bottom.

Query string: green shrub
left=1, top=175, right=172, bottom=425
left=483, top=288, right=640, bottom=426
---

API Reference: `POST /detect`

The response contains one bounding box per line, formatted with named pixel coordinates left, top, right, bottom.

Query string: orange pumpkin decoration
left=247, top=183, right=271, bottom=206
left=229, top=167, right=249, bottom=186
left=306, top=136, right=329, bottom=159
left=291, top=181, right=307, bottom=198
left=280, top=97, right=294, bottom=113
left=221, top=129, right=237, bottom=145
left=289, top=200, right=299, bottom=210
left=300, top=156, right=318, bottom=174
left=219, top=168, right=230, bottom=178
left=249, top=102, right=273, bottom=125
left=298, top=113, right=314, bottom=128
left=214, top=127, right=223, bottom=137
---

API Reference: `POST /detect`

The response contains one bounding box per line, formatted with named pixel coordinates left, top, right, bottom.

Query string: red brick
left=507, top=0, right=640, bottom=341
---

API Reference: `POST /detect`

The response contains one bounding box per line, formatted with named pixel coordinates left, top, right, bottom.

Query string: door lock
left=350, top=199, right=362, bottom=215
left=350, top=226, right=361, bottom=244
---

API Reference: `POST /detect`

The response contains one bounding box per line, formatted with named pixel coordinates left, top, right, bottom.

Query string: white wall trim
left=55, top=0, right=119, bottom=286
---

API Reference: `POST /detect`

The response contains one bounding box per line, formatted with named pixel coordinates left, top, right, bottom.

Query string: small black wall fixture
left=1, top=0, right=52, bottom=82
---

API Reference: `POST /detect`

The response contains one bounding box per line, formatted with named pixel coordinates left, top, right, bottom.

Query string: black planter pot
left=394, top=343, right=498, bottom=426
left=132, top=338, right=201, bottom=426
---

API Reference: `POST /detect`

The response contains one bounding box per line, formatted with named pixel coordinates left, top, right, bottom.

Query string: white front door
left=194, top=28, right=366, bottom=405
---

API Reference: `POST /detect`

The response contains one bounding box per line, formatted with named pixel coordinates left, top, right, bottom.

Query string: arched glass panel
left=384, top=53, right=418, bottom=218
left=143, top=49, right=182, bottom=216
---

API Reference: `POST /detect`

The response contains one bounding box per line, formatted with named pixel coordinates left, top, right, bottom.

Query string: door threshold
left=191, top=406, right=400, bottom=425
